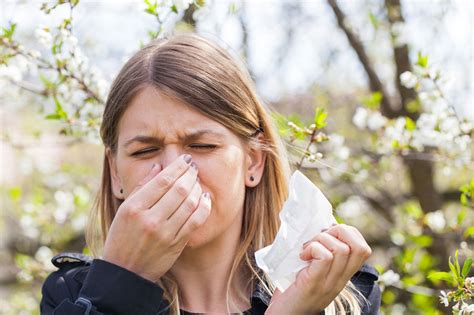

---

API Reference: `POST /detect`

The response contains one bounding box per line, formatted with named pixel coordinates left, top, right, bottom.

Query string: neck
left=169, top=218, right=250, bottom=313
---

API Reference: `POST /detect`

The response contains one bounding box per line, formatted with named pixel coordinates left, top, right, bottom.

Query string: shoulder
left=42, top=252, right=167, bottom=315
left=44, top=252, right=93, bottom=289
left=51, top=252, right=93, bottom=268
left=41, top=252, right=93, bottom=312
left=351, top=263, right=381, bottom=315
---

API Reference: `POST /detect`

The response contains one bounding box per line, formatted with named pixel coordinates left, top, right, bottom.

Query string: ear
left=106, top=147, right=124, bottom=200
left=245, top=134, right=266, bottom=187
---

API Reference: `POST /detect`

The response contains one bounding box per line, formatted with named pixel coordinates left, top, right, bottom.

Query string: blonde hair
left=87, top=33, right=364, bottom=314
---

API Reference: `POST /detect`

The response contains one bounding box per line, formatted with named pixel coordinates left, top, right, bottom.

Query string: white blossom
left=0, top=64, right=22, bottom=82
left=335, top=146, right=350, bottom=160
left=367, top=111, right=388, bottom=131
left=35, top=246, right=54, bottom=266
left=379, top=270, right=400, bottom=286
left=400, top=71, right=417, bottom=89
left=72, top=214, right=87, bottom=231
left=391, top=22, right=409, bottom=47
left=20, top=215, right=39, bottom=238
left=390, top=232, right=405, bottom=246
left=439, top=290, right=449, bottom=307
left=172, top=0, right=193, bottom=11
left=353, top=107, right=368, bottom=129
left=460, top=121, right=473, bottom=133
left=193, top=6, right=211, bottom=21
left=460, top=302, right=474, bottom=314
left=54, top=190, right=75, bottom=215
left=425, top=210, right=446, bottom=232
left=29, top=49, right=41, bottom=59
left=34, top=27, right=53, bottom=47
left=337, top=195, right=368, bottom=218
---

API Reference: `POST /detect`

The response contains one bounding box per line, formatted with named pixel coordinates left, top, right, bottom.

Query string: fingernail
left=183, top=154, right=192, bottom=164
left=191, top=162, right=198, bottom=170
left=302, top=240, right=310, bottom=249
left=321, top=228, right=328, bottom=232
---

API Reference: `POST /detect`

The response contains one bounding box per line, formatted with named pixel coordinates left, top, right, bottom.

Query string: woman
left=40, top=33, right=380, bottom=314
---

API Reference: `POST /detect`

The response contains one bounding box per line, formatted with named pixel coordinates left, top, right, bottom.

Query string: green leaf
left=171, top=4, right=178, bottom=13
left=411, top=235, right=433, bottom=248
left=368, top=11, right=379, bottom=30
left=462, top=258, right=472, bottom=278
left=404, top=202, right=423, bottom=219
left=361, top=91, right=383, bottom=109
left=45, top=113, right=61, bottom=120
left=405, top=117, right=416, bottom=131
left=455, top=250, right=461, bottom=277
left=448, top=256, right=457, bottom=277
left=427, top=271, right=453, bottom=282
left=15, top=253, right=30, bottom=269
left=8, top=186, right=22, bottom=201
left=382, top=290, right=396, bottom=304
left=229, top=2, right=238, bottom=14
left=464, top=226, right=474, bottom=239
left=271, top=112, right=291, bottom=137
left=457, top=208, right=467, bottom=225
left=1, top=22, right=17, bottom=39
left=144, top=0, right=158, bottom=16
left=392, top=140, right=400, bottom=149
left=460, top=193, right=468, bottom=206
left=314, top=107, right=327, bottom=129
left=148, top=30, right=158, bottom=39
left=416, top=52, right=429, bottom=68
left=52, top=96, right=68, bottom=120
left=407, top=99, right=421, bottom=113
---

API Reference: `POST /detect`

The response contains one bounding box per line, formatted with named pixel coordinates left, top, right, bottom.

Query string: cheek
left=117, top=158, right=153, bottom=193
left=194, top=148, right=246, bottom=187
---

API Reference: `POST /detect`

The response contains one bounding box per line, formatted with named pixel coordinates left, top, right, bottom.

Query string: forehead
left=117, top=86, right=229, bottom=142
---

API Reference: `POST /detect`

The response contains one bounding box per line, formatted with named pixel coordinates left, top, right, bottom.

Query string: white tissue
left=255, top=170, right=337, bottom=292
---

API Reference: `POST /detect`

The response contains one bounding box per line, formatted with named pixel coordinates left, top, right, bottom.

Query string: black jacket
left=40, top=252, right=381, bottom=315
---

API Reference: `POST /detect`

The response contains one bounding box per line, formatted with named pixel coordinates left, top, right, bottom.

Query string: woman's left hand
left=265, top=224, right=372, bottom=315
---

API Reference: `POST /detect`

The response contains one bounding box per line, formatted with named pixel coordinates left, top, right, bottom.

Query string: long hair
left=87, top=33, right=363, bottom=314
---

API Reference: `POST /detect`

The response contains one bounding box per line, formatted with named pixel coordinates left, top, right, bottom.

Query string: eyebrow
left=123, top=129, right=224, bottom=148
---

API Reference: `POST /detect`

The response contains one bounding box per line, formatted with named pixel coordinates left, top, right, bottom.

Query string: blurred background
left=0, top=0, right=473, bottom=314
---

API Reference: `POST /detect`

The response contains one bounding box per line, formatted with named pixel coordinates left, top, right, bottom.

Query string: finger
left=175, top=192, right=211, bottom=241
left=166, top=180, right=202, bottom=228
left=125, top=154, right=193, bottom=210
left=149, top=162, right=198, bottom=220
left=326, top=224, right=372, bottom=279
left=299, top=240, right=333, bottom=261
left=297, top=242, right=333, bottom=287
left=316, top=233, right=351, bottom=289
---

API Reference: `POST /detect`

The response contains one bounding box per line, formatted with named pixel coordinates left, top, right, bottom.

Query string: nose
left=158, top=145, right=188, bottom=170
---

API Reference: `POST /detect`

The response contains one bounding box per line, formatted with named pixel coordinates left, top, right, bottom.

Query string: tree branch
left=384, top=0, right=418, bottom=120
left=326, top=0, right=397, bottom=118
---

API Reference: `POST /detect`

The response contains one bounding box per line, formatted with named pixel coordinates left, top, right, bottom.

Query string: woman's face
left=108, top=86, right=264, bottom=248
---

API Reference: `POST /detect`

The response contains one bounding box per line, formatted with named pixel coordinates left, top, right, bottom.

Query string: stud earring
left=250, top=176, right=255, bottom=182
left=120, top=188, right=123, bottom=194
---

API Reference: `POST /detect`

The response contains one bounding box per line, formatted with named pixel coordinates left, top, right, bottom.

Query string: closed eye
left=131, top=148, right=158, bottom=156
left=189, top=144, right=217, bottom=150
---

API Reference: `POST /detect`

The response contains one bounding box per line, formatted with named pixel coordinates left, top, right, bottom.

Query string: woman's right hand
left=102, top=154, right=211, bottom=283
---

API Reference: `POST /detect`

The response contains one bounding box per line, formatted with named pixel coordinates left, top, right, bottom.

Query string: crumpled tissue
left=255, top=170, right=337, bottom=292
